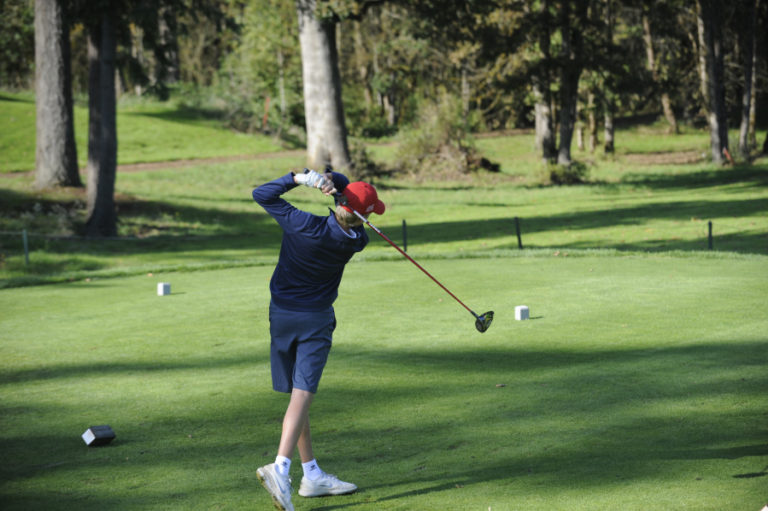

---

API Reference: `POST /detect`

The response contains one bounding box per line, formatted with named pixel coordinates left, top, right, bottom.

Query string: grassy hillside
left=0, top=92, right=285, bottom=173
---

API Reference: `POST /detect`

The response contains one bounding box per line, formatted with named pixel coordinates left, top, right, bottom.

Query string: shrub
left=541, top=160, right=590, bottom=185
left=394, top=93, right=498, bottom=178
left=348, top=140, right=390, bottom=182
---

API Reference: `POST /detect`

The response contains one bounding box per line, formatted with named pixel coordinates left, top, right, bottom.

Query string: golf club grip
left=350, top=209, right=477, bottom=317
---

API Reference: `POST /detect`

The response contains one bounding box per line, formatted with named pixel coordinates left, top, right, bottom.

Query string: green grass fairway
left=2, top=255, right=767, bottom=510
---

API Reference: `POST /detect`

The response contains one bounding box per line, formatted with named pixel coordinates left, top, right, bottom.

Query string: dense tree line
left=0, top=0, right=765, bottom=235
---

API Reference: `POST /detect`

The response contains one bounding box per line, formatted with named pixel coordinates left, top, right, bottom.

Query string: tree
left=219, top=0, right=301, bottom=134
left=296, top=0, right=351, bottom=170
left=69, top=0, right=236, bottom=236
left=642, top=1, right=678, bottom=134
left=555, top=0, right=589, bottom=166
left=599, top=0, right=615, bottom=154
left=737, top=0, right=758, bottom=158
left=84, top=9, right=118, bottom=237
left=696, top=0, right=729, bottom=164
left=34, top=0, right=81, bottom=189
left=529, top=0, right=556, bottom=162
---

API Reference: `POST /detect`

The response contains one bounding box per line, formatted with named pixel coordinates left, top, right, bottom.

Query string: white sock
left=275, top=455, right=291, bottom=476
left=302, top=459, right=323, bottom=481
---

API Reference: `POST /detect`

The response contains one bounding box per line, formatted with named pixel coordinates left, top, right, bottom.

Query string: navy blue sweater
left=253, top=172, right=369, bottom=311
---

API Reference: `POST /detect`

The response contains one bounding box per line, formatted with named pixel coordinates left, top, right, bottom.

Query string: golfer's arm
left=253, top=173, right=312, bottom=232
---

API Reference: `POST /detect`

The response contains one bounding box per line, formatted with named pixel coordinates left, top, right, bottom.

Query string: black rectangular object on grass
left=82, top=425, right=116, bottom=446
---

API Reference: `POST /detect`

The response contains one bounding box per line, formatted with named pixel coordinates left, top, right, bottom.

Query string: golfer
left=252, top=168, right=385, bottom=511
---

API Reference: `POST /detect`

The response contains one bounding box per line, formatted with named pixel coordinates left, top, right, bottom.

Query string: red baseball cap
left=341, top=181, right=386, bottom=215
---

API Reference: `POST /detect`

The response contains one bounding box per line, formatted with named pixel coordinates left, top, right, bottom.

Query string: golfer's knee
left=291, top=388, right=314, bottom=404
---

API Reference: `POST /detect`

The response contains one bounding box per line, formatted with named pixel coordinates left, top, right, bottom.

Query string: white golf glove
left=294, top=169, right=336, bottom=194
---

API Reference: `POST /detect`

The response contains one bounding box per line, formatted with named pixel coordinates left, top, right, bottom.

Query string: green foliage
left=216, top=0, right=303, bottom=134
left=394, top=93, right=494, bottom=177
left=542, top=160, right=590, bottom=185
left=0, top=0, right=34, bottom=88
left=347, top=139, right=388, bottom=181
left=4, top=0, right=766, bottom=139
left=343, top=89, right=397, bottom=139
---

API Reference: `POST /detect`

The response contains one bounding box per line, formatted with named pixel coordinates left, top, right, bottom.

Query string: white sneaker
left=257, top=463, right=294, bottom=511
left=298, top=472, right=357, bottom=497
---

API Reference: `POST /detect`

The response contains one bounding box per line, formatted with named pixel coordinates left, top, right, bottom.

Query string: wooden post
left=23, top=229, right=30, bottom=266
left=402, top=219, right=407, bottom=252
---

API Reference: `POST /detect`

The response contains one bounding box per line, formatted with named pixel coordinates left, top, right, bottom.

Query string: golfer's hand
left=294, top=169, right=337, bottom=195
left=319, top=171, right=337, bottom=195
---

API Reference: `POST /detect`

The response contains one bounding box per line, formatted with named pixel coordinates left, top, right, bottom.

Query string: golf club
left=334, top=191, right=494, bottom=333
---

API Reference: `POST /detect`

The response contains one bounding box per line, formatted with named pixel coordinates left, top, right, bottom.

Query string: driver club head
left=474, top=311, right=494, bottom=333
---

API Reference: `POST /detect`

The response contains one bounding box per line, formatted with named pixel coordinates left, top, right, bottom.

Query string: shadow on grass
left=122, top=104, right=226, bottom=124
left=0, top=352, right=266, bottom=385
left=0, top=93, right=32, bottom=103
left=621, top=164, right=768, bottom=190
left=396, top=197, right=768, bottom=254
left=1, top=339, right=766, bottom=509
left=309, top=340, right=768, bottom=508
left=2, top=163, right=767, bottom=279
left=0, top=186, right=284, bottom=257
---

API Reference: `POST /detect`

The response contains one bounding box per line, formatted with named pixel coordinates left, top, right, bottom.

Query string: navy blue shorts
left=269, top=301, right=336, bottom=393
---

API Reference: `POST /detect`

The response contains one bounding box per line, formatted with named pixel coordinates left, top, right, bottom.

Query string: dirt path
left=115, top=149, right=305, bottom=172
left=1, top=149, right=305, bottom=178
left=623, top=150, right=704, bottom=165
left=3, top=146, right=710, bottom=179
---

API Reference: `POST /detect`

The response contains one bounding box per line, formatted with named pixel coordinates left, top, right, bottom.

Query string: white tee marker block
left=157, top=282, right=171, bottom=296
left=515, top=305, right=530, bottom=321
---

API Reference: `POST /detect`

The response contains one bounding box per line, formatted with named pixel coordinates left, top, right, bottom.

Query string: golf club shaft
left=349, top=209, right=479, bottom=319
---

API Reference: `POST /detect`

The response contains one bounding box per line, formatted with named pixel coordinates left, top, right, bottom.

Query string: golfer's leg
left=297, top=416, right=314, bottom=463
left=277, top=388, right=314, bottom=459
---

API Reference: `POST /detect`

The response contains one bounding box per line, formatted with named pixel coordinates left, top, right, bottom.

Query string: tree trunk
left=130, top=24, right=146, bottom=95
left=697, top=0, right=728, bottom=164
left=383, top=89, right=396, bottom=126
left=642, top=10, right=678, bottom=134
left=748, top=46, right=757, bottom=149
left=587, top=91, right=597, bottom=153
left=556, top=2, right=582, bottom=167
left=461, top=62, right=470, bottom=126
left=603, top=0, right=615, bottom=154
left=277, top=48, right=287, bottom=133
left=353, top=20, right=372, bottom=109
left=34, top=0, right=81, bottom=189
left=576, top=123, right=584, bottom=151
left=660, top=93, right=677, bottom=133
left=296, top=0, right=351, bottom=171
left=738, top=0, right=757, bottom=158
left=604, top=107, right=615, bottom=154
left=533, top=0, right=556, bottom=163
left=534, top=83, right=556, bottom=163
left=556, top=71, right=580, bottom=166
left=157, top=8, right=179, bottom=84
left=85, top=13, right=118, bottom=237
left=748, top=0, right=761, bottom=149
